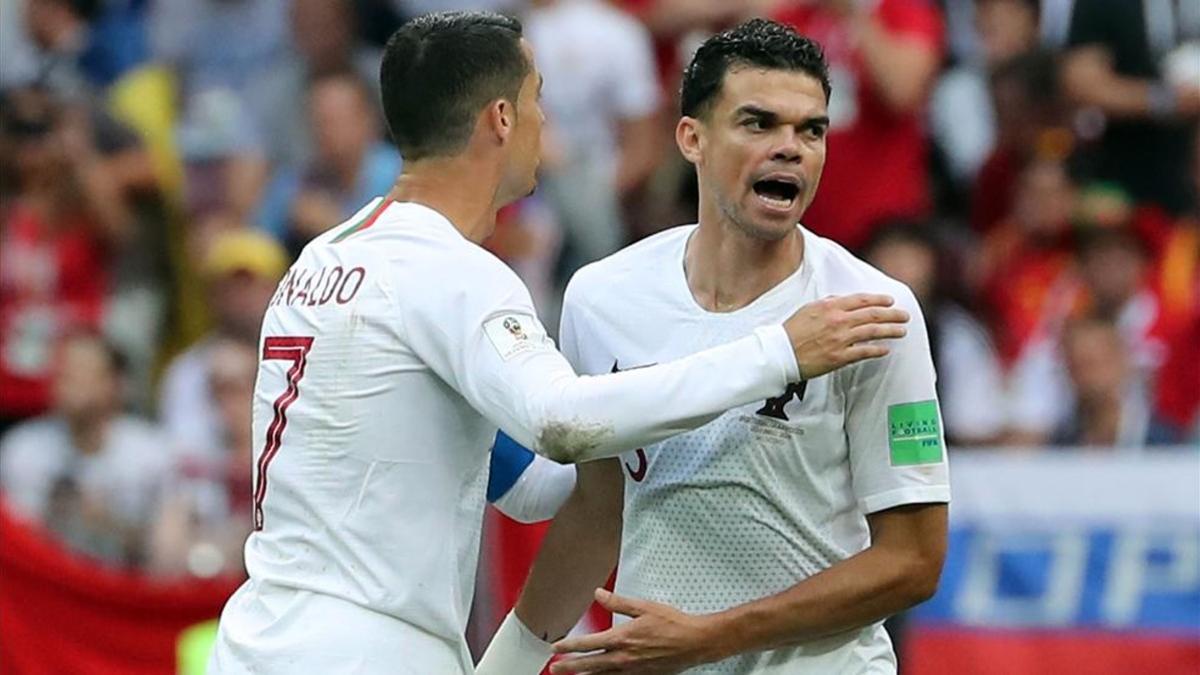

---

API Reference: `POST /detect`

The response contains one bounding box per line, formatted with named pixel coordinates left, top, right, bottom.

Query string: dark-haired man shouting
left=480, top=18, right=949, bottom=675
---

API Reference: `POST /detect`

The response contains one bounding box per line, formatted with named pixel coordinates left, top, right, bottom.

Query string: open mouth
left=752, top=177, right=801, bottom=211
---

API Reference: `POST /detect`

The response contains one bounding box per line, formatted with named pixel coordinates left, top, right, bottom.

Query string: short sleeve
left=844, top=286, right=951, bottom=514
left=0, top=425, right=55, bottom=520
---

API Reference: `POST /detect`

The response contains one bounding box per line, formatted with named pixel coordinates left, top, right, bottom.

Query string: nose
left=769, top=128, right=802, bottom=163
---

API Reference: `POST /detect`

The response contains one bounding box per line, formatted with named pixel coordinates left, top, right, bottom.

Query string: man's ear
left=676, top=116, right=703, bottom=165
left=485, top=98, right=515, bottom=145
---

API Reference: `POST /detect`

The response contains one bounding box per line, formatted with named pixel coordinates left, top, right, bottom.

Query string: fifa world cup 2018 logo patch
left=503, top=317, right=526, bottom=340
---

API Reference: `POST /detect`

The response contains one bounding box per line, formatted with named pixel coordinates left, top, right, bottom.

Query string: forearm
left=1062, top=48, right=1161, bottom=119
left=523, top=325, right=797, bottom=463
left=707, top=543, right=936, bottom=659
left=851, top=13, right=939, bottom=114
left=76, top=156, right=134, bottom=248
left=515, top=463, right=622, bottom=641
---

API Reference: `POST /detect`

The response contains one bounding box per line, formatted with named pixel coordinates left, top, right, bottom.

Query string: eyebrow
left=735, top=105, right=777, bottom=123
left=735, top=105, right=830, bottom=130
left=802, top=115, right=831, bottom=129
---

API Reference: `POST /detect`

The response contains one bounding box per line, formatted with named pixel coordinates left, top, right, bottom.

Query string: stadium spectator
left=150, top=337, right=256, bottom=578
left=0, top=332, right=173, bottom=567
left=977, top=156, right=1078, bottom=366
left=524, top=0, right=662, bottom=273
left=773, top=0, right=943, bottom=250
left=930, top=0, right=1041, bottom=190
left=864, top=220, right=1007, bottom=445
left=255, top=69, right=400, bottom=256
left=1005, top=189, right=1172, bottom=446
left=23, top=0, right=149, bottom=97
left=152, top=0, right=288, bottom=220
left=0, top=85, right=134, bottom=433
left=1150, top=133, right=1200, bottom=442
left=1053, top=316, right=1151, bottom=447
left=249, top=0, right=383, bottom=171
left=971, top=48, right=1067, bottom=234
left=158, top=229, right=287, bottom=464
left=1061, top=0, right=1200, bottom=216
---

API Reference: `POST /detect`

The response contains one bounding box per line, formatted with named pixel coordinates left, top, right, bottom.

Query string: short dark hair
left=379, top=11, right=529, bottom=161
left=680, top=18, right=831, bottom=119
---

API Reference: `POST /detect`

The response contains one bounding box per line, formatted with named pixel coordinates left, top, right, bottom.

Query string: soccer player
left=479, top=19, right=950, bottom=675
left=208, top=12, right=911, bottom=675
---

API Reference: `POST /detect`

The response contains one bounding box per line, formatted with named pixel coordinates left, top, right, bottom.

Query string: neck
left=685, top=207, right=804, bottom=313
left=1078, top=394, right=1122, bottom=445
left=68, top=414, right=109, bottom=456
left=47, top=17, right=86, bottom=53
left=388, top=155, right=503, bottom=244
left=332, top=152, right=363, bottom=192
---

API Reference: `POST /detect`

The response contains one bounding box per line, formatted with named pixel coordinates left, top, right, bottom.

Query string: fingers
left=839, top=344, right=891, bottom=365
left=550, top=651, right=624, bottom=674
left=554, top=626, right=622, bottom=654
left=844, top=306, right=910, bottom=328
left=845, top=323, right=907, bottom=344
left=595, top=588, right=647, bottom=618
left=825, top=293, right=894, bottom=311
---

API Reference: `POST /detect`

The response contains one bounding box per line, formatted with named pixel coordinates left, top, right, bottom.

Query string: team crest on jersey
left=503, top=317, right=526, bottom=340
left=755, top=381, right=808, bottom=421
left=739, top=380, right=809, bottom=442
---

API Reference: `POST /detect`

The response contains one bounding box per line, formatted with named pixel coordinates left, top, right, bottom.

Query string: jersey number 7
left=254, top=336, right=315, bottom=531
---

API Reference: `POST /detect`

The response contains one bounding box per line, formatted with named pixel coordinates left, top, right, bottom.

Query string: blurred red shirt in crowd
left=774, top=0, right=943, bottom=251
left=0, top=204, right=109, bottom=421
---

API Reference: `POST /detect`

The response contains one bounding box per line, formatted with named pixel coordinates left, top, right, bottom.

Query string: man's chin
left=742, top=205, right=801, bottom=237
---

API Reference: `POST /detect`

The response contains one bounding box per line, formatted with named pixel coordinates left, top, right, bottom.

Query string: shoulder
left=113, top=416, right=173, bottom=450
left=565, top=225, right=692, bottom=312
left=560, top=1, right=645, bottom=35
left=807, top=229, right=920, bottom=311
left=0, top=418, right=66, bottom=471
left=162, top=340, right=213, bottom=385
left=110, top=417, right=176, bottom=468
left=592, top=2, right=651, bottom=39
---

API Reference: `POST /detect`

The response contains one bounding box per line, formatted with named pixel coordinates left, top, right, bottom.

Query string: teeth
left=758, top=193, right=793, bottom=209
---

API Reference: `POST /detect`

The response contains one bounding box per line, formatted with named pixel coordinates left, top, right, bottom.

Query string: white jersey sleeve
left=398, top=248, right=799, bottom=463
left=844, top=286, right=952, bottom=514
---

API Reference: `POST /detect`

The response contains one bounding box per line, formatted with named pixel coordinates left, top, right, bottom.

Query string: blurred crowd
left=0, top=0, right=1196, bottom=578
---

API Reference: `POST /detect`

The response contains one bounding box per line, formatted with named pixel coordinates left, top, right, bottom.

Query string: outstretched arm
left=401, top=247, right=908, bottom=464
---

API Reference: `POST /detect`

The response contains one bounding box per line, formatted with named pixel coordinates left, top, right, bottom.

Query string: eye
left=742, top=117, right=767, bottom=131
left=804, top=124, right=828, bottom=140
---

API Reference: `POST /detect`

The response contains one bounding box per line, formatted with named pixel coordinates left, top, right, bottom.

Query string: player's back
left=211, top=200, right=496, bottom=674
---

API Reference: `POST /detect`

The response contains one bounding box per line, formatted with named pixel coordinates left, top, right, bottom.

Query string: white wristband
left=475, top=610, right=555, bottom=675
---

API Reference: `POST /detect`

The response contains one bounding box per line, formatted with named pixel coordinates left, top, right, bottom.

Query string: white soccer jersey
left=561, top=225, right=952, bottom=674
left=209, top=200, right=802, bottom=674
